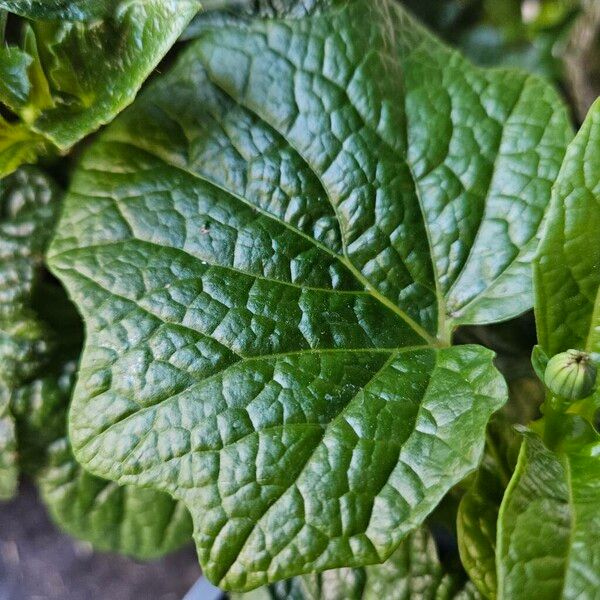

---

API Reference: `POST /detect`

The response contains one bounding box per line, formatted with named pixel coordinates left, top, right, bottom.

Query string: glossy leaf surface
left=49, top=0, right=571, bottom=590
left=535, top=97, right=600, bottom=357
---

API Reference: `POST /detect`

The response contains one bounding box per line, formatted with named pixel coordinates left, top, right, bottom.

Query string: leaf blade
left=48, top=0, right=572, bottom=589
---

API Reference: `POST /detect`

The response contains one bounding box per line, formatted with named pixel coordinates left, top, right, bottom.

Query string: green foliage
left=1, top=0, right=599, bottom=596
left=0, top=166, right=59, bottom=393
left=0, top=387, right=17, bottom=499
left=497, top=432, right=600, bottom=599
left=402, top=0, right=580, bottom=81
left=0, top=165, right=192, bottom=556
left=0, top=1, right=119, bottom=20
left=46, top=0, right=573, bottom=590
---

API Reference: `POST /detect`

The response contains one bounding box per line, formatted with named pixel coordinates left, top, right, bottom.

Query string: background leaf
left=498, top=92, right=600, bottom=600
left=0, top=166, right=192, bottom=557
left=0, top=0, right=200, bottom=176
left=457, top=417, right=519, bottom=600
left=0, top=166, right=60, bottom=386
left=0, top=1, right=119, bottom=20
left=535, top=96, right=600, bottom=357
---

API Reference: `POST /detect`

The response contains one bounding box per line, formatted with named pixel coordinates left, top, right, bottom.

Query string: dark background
left=0, top=483, right=200, bottom=600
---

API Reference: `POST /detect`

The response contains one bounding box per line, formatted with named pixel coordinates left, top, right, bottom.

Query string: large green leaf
left=0, top=1, right=199, bottom=177
left=233, top=527, right=482, bottom=600
left=497, top=432, right=600, bottom=600
left=49, top=0, right=571, bottom=590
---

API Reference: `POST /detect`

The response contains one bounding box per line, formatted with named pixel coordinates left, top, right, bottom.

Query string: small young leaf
left=531, top=345, right=549, bottom=383
left=30, top=1, right=200, bottom=150
left=49, top=0, right=571, bottom=589
left=497, top=432, right=600, bottom=600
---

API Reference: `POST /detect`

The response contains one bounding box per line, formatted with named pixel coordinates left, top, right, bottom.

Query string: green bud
left=544, top=349, right=597, bottom=400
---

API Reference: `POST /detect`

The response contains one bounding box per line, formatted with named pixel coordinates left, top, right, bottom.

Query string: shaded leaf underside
left=48, top=0, right=571, bottom=590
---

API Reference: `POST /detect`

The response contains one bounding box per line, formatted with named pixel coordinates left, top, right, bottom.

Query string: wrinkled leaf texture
left=0, top=0, right=199, bottom=176
left=232, top=527, right=482, bottom=600
left=49, top=0, right=572, bottom=590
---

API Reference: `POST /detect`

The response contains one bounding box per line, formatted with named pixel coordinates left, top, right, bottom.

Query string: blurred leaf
left=0, top=1, right=199, bottom=177
left=0, top=46, right=32, bottom=112
left=564, top=0, right=600, bottom=122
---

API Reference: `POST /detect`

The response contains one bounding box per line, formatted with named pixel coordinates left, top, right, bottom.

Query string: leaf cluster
left=0, top=1, right=599, bottom=598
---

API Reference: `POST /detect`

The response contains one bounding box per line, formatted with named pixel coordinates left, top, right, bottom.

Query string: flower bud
left=544, top=349, right=597, bottom=400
